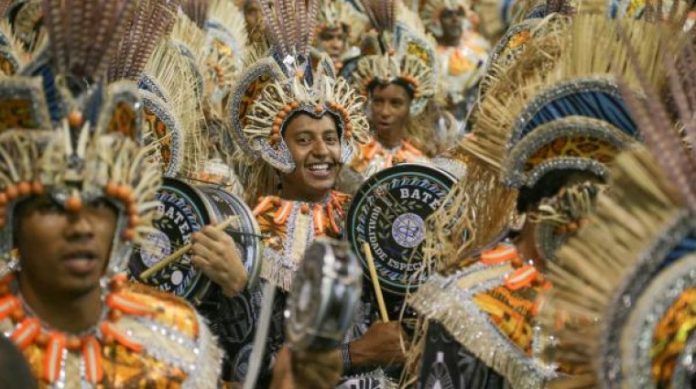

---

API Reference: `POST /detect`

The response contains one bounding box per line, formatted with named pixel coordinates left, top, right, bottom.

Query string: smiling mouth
left=306, top=163, right=335, bottom=178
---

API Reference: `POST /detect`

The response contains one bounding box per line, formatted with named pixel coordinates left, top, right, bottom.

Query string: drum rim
left=346, top=163, right=456, bottom=295
left=196, top=184, right=264, bottom=291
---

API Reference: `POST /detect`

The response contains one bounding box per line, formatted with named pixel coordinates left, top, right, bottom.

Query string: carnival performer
left=225, top=1, right=409, bottom=387
left=538, top=34, right=696, bottom=386
left=313, top=0, right=368, bottom=73
left=338, top=0, right=439, bottom=194
left=417, top=0, right=490, bottom=120
left=107, top=3, right=268, bottom=383
left=0, top=3, right=225, bottom=385
left=408, top=10, right=681, bottom=388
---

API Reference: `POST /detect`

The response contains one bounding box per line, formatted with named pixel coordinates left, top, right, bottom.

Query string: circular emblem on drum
left=129, top=178, right=211, bottom=303
left=392, top=213, right=426, bottom=248
left=347, top=164, right=456, bottom=296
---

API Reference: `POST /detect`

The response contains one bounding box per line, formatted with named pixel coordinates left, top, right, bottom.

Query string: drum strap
left=243, top=282, right=277, bottom=389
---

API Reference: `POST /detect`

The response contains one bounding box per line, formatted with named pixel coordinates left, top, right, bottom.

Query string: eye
left=295, top=135, right=312, bottom=145
left=36, top=199, right=61, bottom=213
left=324, top=133, right=339, bottom=144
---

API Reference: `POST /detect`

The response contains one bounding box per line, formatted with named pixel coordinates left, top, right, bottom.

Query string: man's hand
left=348, top=321, right=408, bottom=367
left=270, top=347, right=343, bottom=389
left=190, top=226, right=247, bottom=297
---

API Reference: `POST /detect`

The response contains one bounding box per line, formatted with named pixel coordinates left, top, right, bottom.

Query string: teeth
left=308, top=164, right=329, bottom=171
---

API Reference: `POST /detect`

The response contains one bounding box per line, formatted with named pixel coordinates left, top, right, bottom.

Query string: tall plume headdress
left=346, top=0, right=438, bottom=116
left=227, top=0, right=369, bottom=173
left=0, top=0, right=162, bottom=278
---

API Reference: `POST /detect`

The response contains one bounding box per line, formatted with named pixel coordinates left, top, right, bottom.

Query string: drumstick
left=139, top=216, right=239, bottom=280
left=363, top=242, right=390, bottom=323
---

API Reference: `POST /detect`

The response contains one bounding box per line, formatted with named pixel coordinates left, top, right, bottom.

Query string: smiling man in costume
left=227, top=1, right=411, bottom=386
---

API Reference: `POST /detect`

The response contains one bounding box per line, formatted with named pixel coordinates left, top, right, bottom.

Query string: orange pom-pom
left=117, top=186, right=131, bottom=201
left=127, top=204, right=139, bottom=217
left=128, top=215, right=140, bottom=227
left=273, top=117, right=283, bottom=126
left=5, top=185, right=18, bottom=200
left=31, top=181, right=44, bottom=195
left=122, top=229, right=136, bottom=241
left=105, top=182, right=119, bottom=197
left=68, top=111, right=84, bottom=128
left=17, top=182, right=31, bottom=196
left=0, top=193, right=7, bottom=206
left=65, top=196, right=82, bottom=213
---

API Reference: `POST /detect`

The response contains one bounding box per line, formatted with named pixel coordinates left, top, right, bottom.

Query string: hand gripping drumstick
left=139, top=216, right=239, bottom=280
left=362, top=242, right=390, bottom=322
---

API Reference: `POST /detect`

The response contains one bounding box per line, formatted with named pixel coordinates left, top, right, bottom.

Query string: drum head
left=129, top=178, right=212, bottom=303
left=346, top=164, right=456, bottom=296
left=196, top=185, right=263, bottom=289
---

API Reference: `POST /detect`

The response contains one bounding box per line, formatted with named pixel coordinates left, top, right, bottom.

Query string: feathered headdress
left=316, top=0, right=369, bottom=44
left=138, top=41, right=205, bottom=178
left=538, top=27, right=696, bottom=388
left=418, top=0, right=472, bottom=37
left=201, top=0, right=248, bottom=111
left=348, top=0, right=437, bottom=116
left=0, top=0, right=162, bottom=278
left=108, top=0, right=178, bottom=82
left=227, top=0, right=369, bottom=173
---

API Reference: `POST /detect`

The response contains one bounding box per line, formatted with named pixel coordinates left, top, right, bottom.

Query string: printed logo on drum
left=130, top=190, right=204, bottom=298
left=348, top=168, right=454, bottom=295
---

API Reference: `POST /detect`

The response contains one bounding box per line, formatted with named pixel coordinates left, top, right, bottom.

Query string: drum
left=346, top=164, right=456, bottom=296
left=285, top=238, right=363, bottom=352
left=130, top=178, right=262, bottom=305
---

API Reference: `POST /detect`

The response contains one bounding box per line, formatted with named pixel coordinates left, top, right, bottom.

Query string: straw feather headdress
left=227, top=0, right=369, bottom=173
left=539, top=27, right=696, bottom=388
left=348, top=0, right=437, bottom=116
left=418, top=0, right=472, bottom=37
left=0, top=0, right=162, bottom=278
left=316, top=0, right=369, bottom=44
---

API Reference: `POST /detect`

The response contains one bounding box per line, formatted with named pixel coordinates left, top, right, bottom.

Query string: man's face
left=282, top=113, right=342, bottom=200
left=317, top=27, right=347, bottom=60
left=439, top=8, right=464, bottom=42
left=369, top=83, right=412, bottom=140
left=15, top=195, right=118, bottom=296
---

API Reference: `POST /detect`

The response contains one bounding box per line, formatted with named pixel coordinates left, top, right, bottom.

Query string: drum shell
left=130, top=178, right=262, bottom=304
left=346, top=164, right=456, bottom=296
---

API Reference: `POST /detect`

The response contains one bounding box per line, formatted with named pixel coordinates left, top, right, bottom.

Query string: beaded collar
left=0, top=274, right=153, bottom=385
left=252, top=191, right=351, bottom=290
left=350, top=139, right=425, bottom=175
